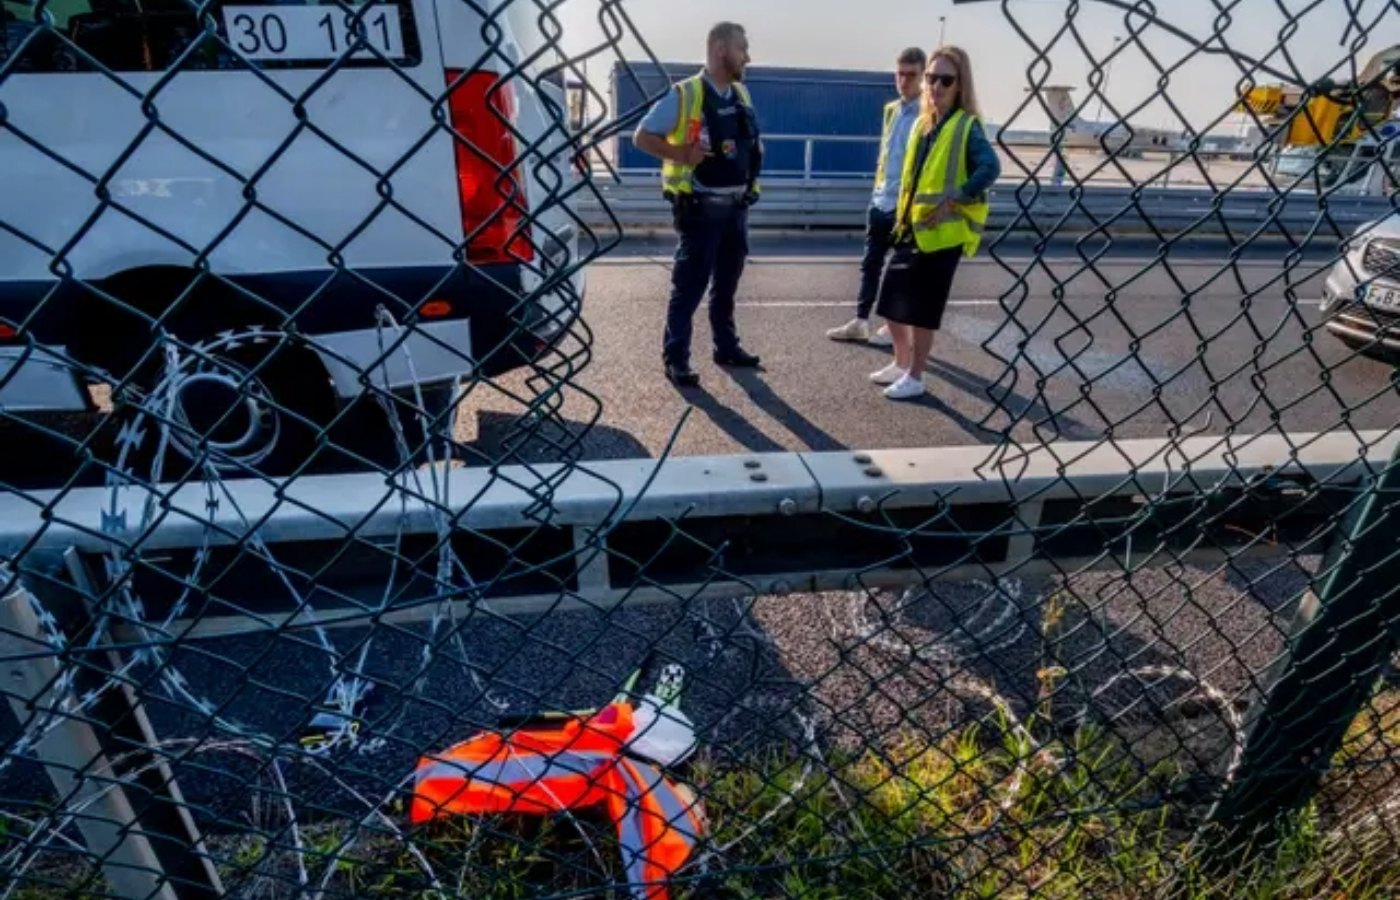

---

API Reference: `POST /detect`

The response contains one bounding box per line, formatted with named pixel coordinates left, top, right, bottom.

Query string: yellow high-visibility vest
left=872, top=99, right=903, bottom=192
left=660, top=74, right=762, bottom=196
left=894, top=107, right=990, bottom=256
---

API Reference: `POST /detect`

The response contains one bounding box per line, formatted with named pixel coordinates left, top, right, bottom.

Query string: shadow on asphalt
left=721, top=369, right=846, bottom=452
left=840, top=342, right=1100, bottom=442
left=924, top=356, right=1100, bottom=441
left=672, top=369, right=849, bottom=455
left=467, top=410, right=653, bottom=464
left=674, top=384, right=786, bottom=454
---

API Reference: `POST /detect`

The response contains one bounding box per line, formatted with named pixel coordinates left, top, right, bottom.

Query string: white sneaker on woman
left=883, top=374, right=926, bottom=400
left=869, top=362, right=903, bottom=385
left=869, top=324, right=894, bottom=347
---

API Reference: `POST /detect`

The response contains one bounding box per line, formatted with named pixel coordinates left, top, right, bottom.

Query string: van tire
left=112, top=332, right=337, bottom=481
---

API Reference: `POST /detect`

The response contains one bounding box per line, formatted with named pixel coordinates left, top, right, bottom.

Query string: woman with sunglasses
left=870, top=45, right=1001, bottom=400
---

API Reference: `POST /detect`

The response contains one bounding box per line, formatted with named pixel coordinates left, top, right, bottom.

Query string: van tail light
left=444, top=70, right=534, bottom=265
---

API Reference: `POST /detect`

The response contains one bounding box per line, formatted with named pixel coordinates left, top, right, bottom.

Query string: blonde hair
left=919, top=45, right=982, bottom=134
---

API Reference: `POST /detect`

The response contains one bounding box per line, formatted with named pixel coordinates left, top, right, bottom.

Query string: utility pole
left=939, top=16, right=947, bottom=45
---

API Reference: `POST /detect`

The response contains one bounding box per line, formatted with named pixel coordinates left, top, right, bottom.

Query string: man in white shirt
left=827, top=47, right=927, bottom=347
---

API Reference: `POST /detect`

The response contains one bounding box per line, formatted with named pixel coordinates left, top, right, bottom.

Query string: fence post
left=803, top=139, right=814, bottom=183
left=0, top=564, right=225, bottom=899
left=1200, top=443, right=1400, bottom=860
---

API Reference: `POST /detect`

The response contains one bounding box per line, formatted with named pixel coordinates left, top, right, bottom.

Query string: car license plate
left=1365, top=285, right=1400, bottom=311
left=222, top=6, right=404, bottom=62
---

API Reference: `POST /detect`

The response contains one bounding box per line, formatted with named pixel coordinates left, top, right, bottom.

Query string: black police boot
left=665, top=362, right=701, bottom=387
left=714, top=347, right=761, bottom=368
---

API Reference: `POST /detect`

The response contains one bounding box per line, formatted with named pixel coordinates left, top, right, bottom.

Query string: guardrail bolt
left=770, top=580, right=792, bottom=595
left=778, top=498, right=798, bottom=516
left=854, top=454, right=873, bottom=465
left=744, top=460, right=762, bottom=470
left=856, top=496, right=876, bottom=514
left=864, top=466, right=884, bottom=478
left=750, top=472, right=769, bottom=483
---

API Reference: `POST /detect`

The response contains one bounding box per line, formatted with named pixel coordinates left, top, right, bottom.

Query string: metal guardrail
left=609, top=132, right=1259, bottom=183
left=577, top=178, right=1396, bottom=234
left=3, top=428, right=1394, bottom=894
left=6, top=430, right=1390, bottom=632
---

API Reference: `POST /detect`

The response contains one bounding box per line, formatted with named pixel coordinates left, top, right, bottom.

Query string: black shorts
left=875, top=244, right=963, bottom=331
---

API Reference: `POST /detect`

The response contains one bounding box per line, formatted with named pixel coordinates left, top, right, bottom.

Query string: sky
left=551, top=0, right=1400, bottom=134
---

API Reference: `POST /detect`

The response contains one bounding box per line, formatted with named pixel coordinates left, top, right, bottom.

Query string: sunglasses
left=925, top=73, right=958, bottom=88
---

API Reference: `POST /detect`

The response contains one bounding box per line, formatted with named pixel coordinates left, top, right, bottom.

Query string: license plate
left=222, top=6, right=404, bottom=62
left=1365, top=285, right=1400, bottom=311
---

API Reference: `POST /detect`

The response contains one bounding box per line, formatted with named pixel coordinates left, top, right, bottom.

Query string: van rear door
left=1, top=0, right=462, bottom=296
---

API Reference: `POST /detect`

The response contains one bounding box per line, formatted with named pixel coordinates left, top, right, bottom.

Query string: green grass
left=7, top=694, right=1400, bottom=899
left=263, top=701, right=1396, bottom=899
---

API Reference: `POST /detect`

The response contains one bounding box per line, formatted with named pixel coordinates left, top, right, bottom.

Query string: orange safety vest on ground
left=410, top=700, right=705, bottom=900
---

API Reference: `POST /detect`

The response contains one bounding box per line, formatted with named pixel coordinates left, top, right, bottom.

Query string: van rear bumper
left=306, top=318, right=475, bottom=399
left=0, top=345, right=89, bottom=412
left=0, top=259, right=582, bottom=406
left=0, top=322, right=484, bottom=409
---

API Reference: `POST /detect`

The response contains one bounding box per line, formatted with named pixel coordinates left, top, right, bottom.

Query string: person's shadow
left=721, top=369, right=846, bottom=452
left=676, top=384, right=786, bottom=454
left=921, top=355, right=1099, bottom=442
left=464, top=410, right=654, bottom=465
left=673, top=370, right=846, bottom=455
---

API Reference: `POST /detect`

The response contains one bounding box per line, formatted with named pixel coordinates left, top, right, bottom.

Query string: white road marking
left=738, top=300, right=1004, bottom=308
left=594, top=254, right=1300, bottom=268
left=735, top=298, right=1323, bottom=308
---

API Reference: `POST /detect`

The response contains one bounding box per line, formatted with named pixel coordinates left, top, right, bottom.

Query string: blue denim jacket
left=958, top=119, right=1001, bottom=202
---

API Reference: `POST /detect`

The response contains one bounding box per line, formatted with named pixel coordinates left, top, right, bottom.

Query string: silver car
left=1321, top=216, right=1400, bottom=356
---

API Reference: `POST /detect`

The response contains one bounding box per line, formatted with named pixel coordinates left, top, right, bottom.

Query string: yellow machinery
left=1237, top=46, right=1400, bottom=147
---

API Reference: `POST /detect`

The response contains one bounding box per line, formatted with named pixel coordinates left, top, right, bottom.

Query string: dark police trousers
left=663, top=193, right=748, bottom=368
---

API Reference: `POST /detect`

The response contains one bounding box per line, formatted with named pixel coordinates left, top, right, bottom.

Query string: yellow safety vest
left=872, top=99, right=903, bottom=192
left=661, top=74, right=762, bottom=197
left=894, top=108, right=990, bottom=257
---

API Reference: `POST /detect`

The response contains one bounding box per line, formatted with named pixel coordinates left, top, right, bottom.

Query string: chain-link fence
left=3, top=0, right=1400, bottom=897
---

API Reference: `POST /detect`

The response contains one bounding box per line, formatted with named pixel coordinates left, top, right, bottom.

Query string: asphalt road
left=7, top=235, right=1393, bottom=484
left=460, top=233, right=1400, bottom=465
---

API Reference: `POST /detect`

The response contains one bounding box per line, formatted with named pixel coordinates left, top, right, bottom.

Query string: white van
left=0, top=0, right=583, bottom=475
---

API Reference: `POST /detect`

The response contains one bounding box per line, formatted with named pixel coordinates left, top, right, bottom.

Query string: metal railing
left=578, top=178, right=1395, bottom=233
left=604, top=130, right=1393, bottom=204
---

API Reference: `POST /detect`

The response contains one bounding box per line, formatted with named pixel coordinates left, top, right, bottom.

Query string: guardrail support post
left=0, top=575, right=177, bottom=899
left=0, top=563, right=224, bottom=899
left=1200, top=443, right=1400, bottom=862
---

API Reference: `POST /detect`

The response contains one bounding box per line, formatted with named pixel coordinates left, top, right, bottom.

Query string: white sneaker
left=883, top=374, right=926, bottom=400
left=827, top=318, right=870, bottom=342
left=869, top=324, right=894, bottom=347
left=869, top=362, right=903, bottom=385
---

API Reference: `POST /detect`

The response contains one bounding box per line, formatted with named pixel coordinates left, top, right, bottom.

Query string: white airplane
left=1034, top=85, right=1187, bottom=155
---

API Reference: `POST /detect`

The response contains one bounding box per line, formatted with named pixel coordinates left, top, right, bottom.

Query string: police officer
left=634, top=22, right=763, bottom=388
left=827, top=47, right=927, bottom=348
